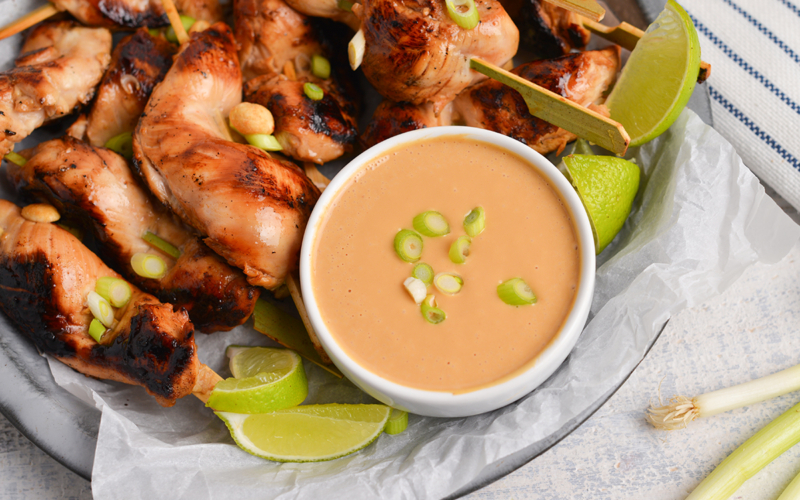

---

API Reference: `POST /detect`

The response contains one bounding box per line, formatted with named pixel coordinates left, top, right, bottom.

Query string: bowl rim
left=299, top=126, right=596, bottom=414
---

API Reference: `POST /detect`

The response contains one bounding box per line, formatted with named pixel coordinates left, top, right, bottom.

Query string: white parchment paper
left=36, top=110, right=799, bottom=499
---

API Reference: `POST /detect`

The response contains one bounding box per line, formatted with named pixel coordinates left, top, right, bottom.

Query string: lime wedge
left=562, top=154, right=640, bottom=254
left=206, top=346, right=308, bottom=413
left=217, top=404, right=391, bottom=462
left=385, top=408, right=409, bottom=435
left=606, top=0, right=701, bottom=146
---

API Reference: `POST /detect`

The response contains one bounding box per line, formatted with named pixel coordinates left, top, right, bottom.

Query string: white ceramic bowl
left=299, top=127, right=596, bottom=418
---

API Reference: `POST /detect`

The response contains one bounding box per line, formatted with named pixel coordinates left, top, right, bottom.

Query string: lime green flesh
left=207, top=347, right=308, bottom=414
left=217, top=404, right=391, bottom=462
left=606, top=0, right=701, bottom=146
left=563, top=154, right=640, bottom=254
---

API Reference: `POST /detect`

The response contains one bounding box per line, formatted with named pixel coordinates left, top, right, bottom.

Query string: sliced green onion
left=686, top=400, right=800, bottom=500
left=245, top=134, right=283, bottom=151
left=445, top=0, right=480, bottom=30
left=570, top=138, right=594, bottom=156
left=412, top=263, right=434, bottom=286
left=142, top=231, right=181, bottom=259
left=166, top=15, right=195, bottom=43
left=87, top=290, right=116, bottom=327
left=131, top=253, right=167, bottom=279
left=348, top=29, right=365, bottom=70
left=88, top=318, right=107, bottom=343
left=311, top=55, right=331, bottom=79
left=434, top=273, right=463, bottom=295
left=337, top=0, right=354, bottom=11
left=4, top=151, right=26, bottom=166
left=448, top=235, right=471, bottom=264
left=647, top=363, right=800, bottom=431
left=394, top=229, right=423, bottom=262
left=385, top=408, right=409, bottom=435
left=463, top=206, right=485, bottom=237
left=420, top=295, right=446, bottom=325
left=412, top=211, right=450, bottom=237
left=303, top=82, right=324, bottom=101
left=104, top=132, right=133, bottom=160
left=778, top=469, right=800, bottom=500
left=57, top=223, right=83, bottom=241
left=148, top=28, right=161, bottom=37
left=497, top=278, right=537, bottom=306
left=403, top=277, right=427, bottom=304
left=95, top=277, right=132, bottom=308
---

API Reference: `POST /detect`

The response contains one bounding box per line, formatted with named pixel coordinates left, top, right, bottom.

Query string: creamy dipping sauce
left=312, top=137, right=580, bottom=392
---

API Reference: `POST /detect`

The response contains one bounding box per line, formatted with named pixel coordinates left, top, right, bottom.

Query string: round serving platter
left=0, top=0, right=712, bottom=494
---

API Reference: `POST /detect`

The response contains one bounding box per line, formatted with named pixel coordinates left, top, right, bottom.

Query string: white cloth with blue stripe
left=660, top=0, right=800, bottom=211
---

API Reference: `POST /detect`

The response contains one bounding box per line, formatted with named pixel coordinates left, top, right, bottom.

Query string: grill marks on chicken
left=518, top=0, right=591, bottom=59
left=7, top=137, right=260, bottom=333
left=0, top=200, right=198, bottom=407
left=133, top=24, right=320, bottom=290
left=0, top=21, right=111, bottom=158
left=236, top=0, right=359, bottom=163
left=51, top=0, right=223, bottom=28
left=361, top=100, right=452, bottom=148
left=354, top=0, right=518, bottom=111
left=454, top=47, right=620, bottom=154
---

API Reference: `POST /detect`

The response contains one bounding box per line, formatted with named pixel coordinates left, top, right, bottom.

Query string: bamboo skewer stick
left=470, top=58, right=630, bottom=154
left=543, top=0, right=604, bottom=21
left=192, top=364, right=223, bottom=403
left=159, top=0, right=189, bottom=45
left=0, top=4, right=59, bottom=41
left=286, top=271, right=333, bottom=365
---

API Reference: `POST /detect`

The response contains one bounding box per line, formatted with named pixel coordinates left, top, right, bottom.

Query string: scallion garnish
left=412, top=211, right=450, bottom=237
left=88, top=318, right=107, bottom=343
left=448, top=235, right=471, bottom=264
left=337, top=0, right=354, bottom=11
left=303, top=82, right=324, bottom=101
left=131, top=253, right=167, bottom=279
left=311, top=55, right=331, bottom=79
left=4, top=151, right=26, bottom=166
left=104, top=132, right=133, bottom=160
left=403, top=277, right=427, bottom=304
left=420, top=295, right=446, bottom=324
left=384, top=408, right=409, bottom=435
left=166, top=15, right=195, bottom=43
left=497, top=278, right=537, bottom=306
left=245, top=134, right=283, bottom=151
left=87, top=291, right=115, bottom=327
left=394, top=229, right=423, bottom=262
left=434, top=273, right=463, bottom=295
left=142, top=231, right=181, bottom=259
left=445, top=0, right=480, bottom=30
left=778, top=470, right=800, bottom=500
left=95, top=277, right=132, bottom=308
left=412, top=263, right=434, bottom=285
left=463, top=206, right=485, bottom=237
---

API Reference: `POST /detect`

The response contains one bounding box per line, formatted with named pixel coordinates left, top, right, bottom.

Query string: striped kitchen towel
left=640, top=0, right=800, bottom=212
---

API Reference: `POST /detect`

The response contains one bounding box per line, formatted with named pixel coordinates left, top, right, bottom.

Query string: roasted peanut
left=229, top=102, right=275, bottom=136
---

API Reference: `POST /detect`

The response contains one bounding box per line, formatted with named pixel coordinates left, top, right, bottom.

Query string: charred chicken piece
left=51, top=0, right=223, bottom=28
left=0, top=21, right=111, bottom=158
left=454, top=47, right=620, bottom=154
left=236, top=0, right=359, bottom=163
left=0, top=199, right=199, bottom=407
left=7, top=137, right=260, bottom=333
left=133, top=23, right=321, bottom=290
left=80, top=29, right=176, bottom=147
left=354, top=0, right=518, bottom=112
left=518, top=0, right=591, bottom=59
left=361, top=100, right=452, bottom=148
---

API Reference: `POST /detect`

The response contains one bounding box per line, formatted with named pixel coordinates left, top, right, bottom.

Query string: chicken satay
left=360, top=100, right=452, bottom=148
left=282, top=0, right=360, bottom=31
left=133, top=23, right=321, bottom=290
left=354, top=0, right=518, bottom=112
left=51, top=0, right=222, bottom=28
left=7, top=137, right=260, bottom=333
left=236, top=0, right=359, bottom=164
left=518, top=0, right=590, bottom=59
left=0, top=200, right=199, bottom=407
left=454, top=47, right=620, bottom=154
left=0, top=21, right=111, bottom=158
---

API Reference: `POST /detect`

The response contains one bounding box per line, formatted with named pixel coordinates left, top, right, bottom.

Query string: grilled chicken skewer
left=236, top=0, right=360, bottom=164
left=0, top=200, right=221, bottom=406
left=133, top=23, right=321, bottom=290
left=519, top=0, right=591, bottom=59
left=68, top=29, right=176, bottom=147
left=7, top=137, right=261, bottom=333
left=0, top=21, right=111, bottom=158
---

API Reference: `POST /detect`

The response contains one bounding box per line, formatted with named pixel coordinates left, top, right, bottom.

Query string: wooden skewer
left=0, top=3, right=60, bottom=41
left=303, top=163, right=331, bottom=190
left=286, top=271, right=333, bottom=365
left=470, top=58, right=629, bottom=155
left=192, top=364, right=223, bottom=403
left=159, top=0, right=189, bottom=45
left=543, top=0, right=604, bottom=21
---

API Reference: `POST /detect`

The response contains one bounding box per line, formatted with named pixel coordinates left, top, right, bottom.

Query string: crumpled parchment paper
left=37, top=110, right=799, bottom=499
